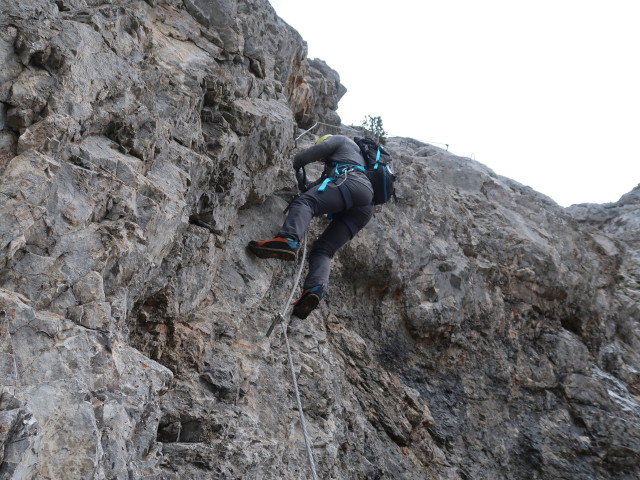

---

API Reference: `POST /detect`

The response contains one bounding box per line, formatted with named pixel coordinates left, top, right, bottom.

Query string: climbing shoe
left=247, top=237, right=298, bottom=261
left=292, top=285, right=325, bottom=319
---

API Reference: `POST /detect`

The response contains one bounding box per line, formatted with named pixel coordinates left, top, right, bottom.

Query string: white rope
left=294, top=121, right=355, bottom=146
left=295, top=121, right=339, bottom=142
left=281, top=233, right=308, bottom=317
left=275, top=232, right=319, bottom=480
left=296, top=122, right=450, bottom=151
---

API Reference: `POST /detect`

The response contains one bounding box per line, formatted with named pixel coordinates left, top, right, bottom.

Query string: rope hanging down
left=265, top=231, right=319, bottom=480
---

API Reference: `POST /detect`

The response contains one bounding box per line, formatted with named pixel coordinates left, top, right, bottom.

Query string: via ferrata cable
left=266, top=230, right=319, bottom=480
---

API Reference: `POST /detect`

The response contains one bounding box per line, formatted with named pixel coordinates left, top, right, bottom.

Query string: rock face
left=0, top=1, right=638, bottom=479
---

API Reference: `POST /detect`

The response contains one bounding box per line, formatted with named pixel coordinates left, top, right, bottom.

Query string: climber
left=248, top=134, right=374, bottom=319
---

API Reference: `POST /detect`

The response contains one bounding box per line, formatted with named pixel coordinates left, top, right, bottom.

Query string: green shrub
left=361, top=115, right=387, bottom=145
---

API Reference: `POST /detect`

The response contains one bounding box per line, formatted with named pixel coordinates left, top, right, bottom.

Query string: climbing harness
left=265, top=231, right=319, bottom=480
left=317, top=162, right=365, bottom=193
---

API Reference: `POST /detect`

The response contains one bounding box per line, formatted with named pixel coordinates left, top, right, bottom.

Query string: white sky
left=268, top=0, right=640, bottom=207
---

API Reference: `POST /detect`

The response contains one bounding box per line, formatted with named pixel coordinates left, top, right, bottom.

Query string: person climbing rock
left=248, top=134, right=374, bottom=319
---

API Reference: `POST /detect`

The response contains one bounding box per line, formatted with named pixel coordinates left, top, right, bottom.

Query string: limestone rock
left=0, top=0, right=638, bottom=479
left=298, top=58, right=347, bottom=128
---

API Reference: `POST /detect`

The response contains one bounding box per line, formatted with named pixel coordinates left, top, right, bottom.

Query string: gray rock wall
left=1, top=1, right=638, bottom=479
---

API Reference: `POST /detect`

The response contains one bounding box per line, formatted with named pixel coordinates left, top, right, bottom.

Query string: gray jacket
left=293, top=135, right=372, bottom=191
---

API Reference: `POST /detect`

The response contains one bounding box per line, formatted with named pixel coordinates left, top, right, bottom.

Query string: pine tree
left=361, top=115, right=387, bottom=145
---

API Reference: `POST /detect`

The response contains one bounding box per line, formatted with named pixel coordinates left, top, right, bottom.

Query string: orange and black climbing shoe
left=292, top=285, right=325, bottom=319
left=247, top=237, right=298, bottom=261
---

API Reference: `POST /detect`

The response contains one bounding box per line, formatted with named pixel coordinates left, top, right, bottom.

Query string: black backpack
left=354, top=136, right=396, bottom=205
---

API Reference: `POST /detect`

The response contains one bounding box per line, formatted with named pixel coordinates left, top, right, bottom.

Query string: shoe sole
left=248, top=244, right=297, bottom=261
left=292, top=293, right=320, bottom=319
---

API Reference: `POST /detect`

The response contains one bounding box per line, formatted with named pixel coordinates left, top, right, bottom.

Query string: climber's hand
left=295, top=168, right=308, bottom=192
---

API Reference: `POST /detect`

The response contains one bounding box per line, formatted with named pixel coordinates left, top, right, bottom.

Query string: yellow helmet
left=315, top=134, right=333, bottom=144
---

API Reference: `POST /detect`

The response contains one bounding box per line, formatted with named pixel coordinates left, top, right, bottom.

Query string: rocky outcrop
left=363, top=140, right=640, bottom=479
left=567, top=186, right=640, bottom=396
left=568, top=185, right=640, bottom=304
left=298, top=58, right=347, bottom=128
left=1, top=1, right=638, bottom=479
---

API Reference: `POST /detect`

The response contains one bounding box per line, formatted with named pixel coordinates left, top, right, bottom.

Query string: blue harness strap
left=317, top=162, right=365, bottom=192
left=315, top=160, right=366, bottom=238
left=318, top=177, right=333, bottom=191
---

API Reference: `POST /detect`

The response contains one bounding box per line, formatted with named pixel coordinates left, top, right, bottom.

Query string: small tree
left=361, top=115, right=387, bottom=145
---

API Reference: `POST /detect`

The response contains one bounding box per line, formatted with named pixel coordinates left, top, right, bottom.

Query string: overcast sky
left=268, top=0, right=640, bottom=207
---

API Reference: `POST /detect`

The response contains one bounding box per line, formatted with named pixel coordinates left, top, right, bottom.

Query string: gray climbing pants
left=279, top=176, right=374, bottom=289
